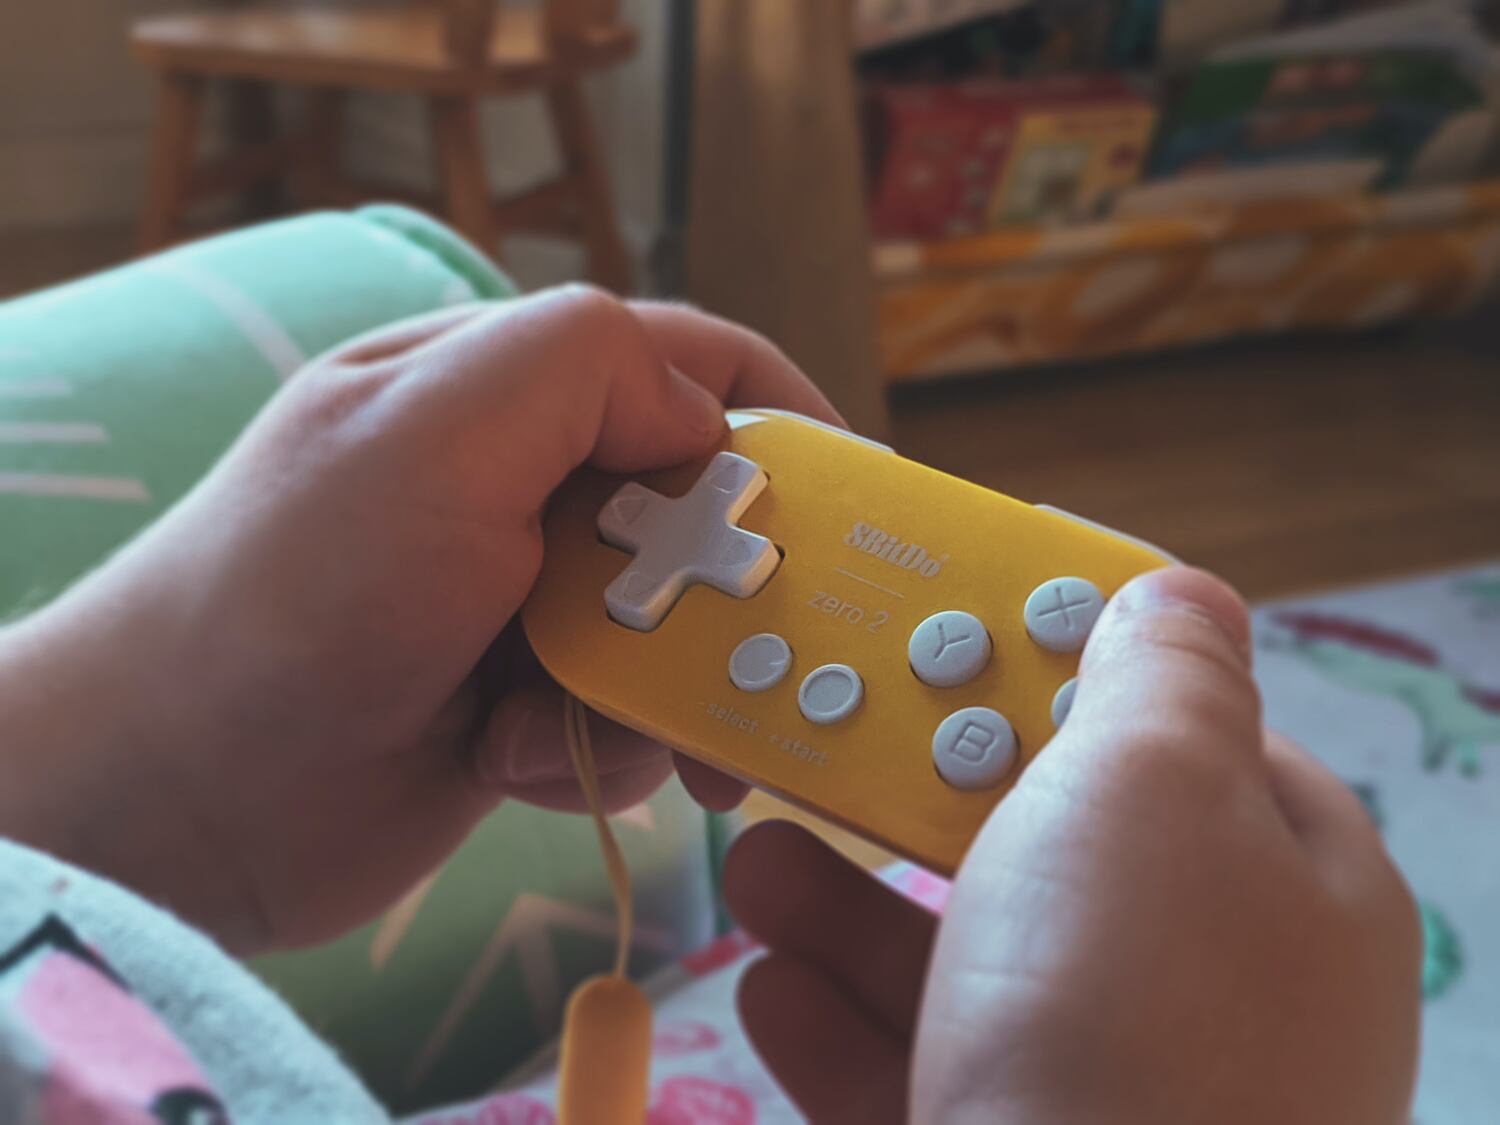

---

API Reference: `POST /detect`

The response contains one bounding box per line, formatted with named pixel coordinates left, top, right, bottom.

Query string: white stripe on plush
left=0, top=422, right=107, bottom=445
left=0, top=379, right=73, bottom=399
left=148, top=260, right=307, bottom=380
left=0, top=473, right=149, bottom=502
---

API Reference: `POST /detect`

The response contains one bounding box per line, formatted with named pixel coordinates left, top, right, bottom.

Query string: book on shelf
left=855, top=0, right=1031, bottom=53
left=1153, top=1, right=1500, bottom=190
left=865, top=74, right=1157, bottom=239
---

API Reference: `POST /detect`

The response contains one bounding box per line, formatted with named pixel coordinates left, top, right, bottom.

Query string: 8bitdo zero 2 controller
left=523, top=409, right=1174, bottom=875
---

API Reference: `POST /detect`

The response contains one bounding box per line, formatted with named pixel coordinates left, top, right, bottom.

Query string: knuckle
left=1047, top=713, right=1251, bottom=829
left=1107, top=724, right=1251, bottom=807
left=549, top=282, right=631, bottom=331
left=1122, top=601, right=1251, bottom=681
left=1137, top=668, right=1262, bottom=749
left=1336, top=843, right=1424, bottom=1013
left=734, top=318, right=799, bottom=374
left=1366, top=840, right=1422, bottom=946
left=1089, top=607, right=1262, bottom=728
left=281, top=360, right=393, bottom=434
left=543, top=285, right=643, bottom=383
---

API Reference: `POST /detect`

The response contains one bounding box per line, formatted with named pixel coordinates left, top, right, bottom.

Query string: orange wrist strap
left=556, top=695, right=653, bottom=1123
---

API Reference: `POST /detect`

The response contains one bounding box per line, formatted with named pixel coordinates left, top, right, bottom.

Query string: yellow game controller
left=524, top=409, right=1174, bottom=876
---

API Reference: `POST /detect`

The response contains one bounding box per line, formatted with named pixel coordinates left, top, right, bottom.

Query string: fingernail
left=476, top=704, right=538, bottom=788
left=667, top=366, right=726, bottom=438
left=1116, top=567, right=1254, bottom=663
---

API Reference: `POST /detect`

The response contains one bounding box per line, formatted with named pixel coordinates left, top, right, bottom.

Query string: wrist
left=0, top=570, right=270, bottom=954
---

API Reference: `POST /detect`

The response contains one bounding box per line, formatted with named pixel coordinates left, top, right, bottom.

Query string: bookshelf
left=683, top=2, right=1500, bottom=436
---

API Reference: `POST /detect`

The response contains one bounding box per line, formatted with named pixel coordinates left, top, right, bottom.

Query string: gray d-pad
left=598, top=452, right=779, bottom=631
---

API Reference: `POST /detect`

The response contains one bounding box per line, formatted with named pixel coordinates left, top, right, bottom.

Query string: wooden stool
left=130, top=0, right=637, bottom=292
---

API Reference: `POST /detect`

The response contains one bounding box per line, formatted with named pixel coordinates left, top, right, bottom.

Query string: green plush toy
left=0, top=207, right=725, bottom=1112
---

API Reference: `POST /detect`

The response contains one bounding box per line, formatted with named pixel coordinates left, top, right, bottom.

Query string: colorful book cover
left=865, top=83, right=1022, bottom=239
left=1151, top=50, right=1485, bottom=187
left=867, top=75, right=1157, bottom=238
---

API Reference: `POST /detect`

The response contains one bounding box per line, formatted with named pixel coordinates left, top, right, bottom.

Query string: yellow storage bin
left=875, top=179, right=1500, bottom=382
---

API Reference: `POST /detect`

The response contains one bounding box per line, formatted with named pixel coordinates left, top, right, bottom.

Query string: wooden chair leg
left=225, top=78, right=282, bottom=220
left=546, top=79, right=634, bottom=294
left=296, top=88, right=346, bottom=209
left=140, top=73, right=207, bottom=253
left=427, top=95, right=500, bottom=258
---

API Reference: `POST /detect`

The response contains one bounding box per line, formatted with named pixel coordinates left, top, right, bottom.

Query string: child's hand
left=726, top=568, right=1421, bottom=1125
left=0, top=289, right=839, bottom=954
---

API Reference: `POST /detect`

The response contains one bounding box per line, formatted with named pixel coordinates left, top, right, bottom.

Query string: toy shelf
left=683, top=2, right=1500, bottom=435
left=873, top=179, right=1500, bottom=382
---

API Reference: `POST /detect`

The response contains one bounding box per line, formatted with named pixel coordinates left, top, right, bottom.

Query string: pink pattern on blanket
left=647, top=1076, right=755, bottom=1124
left=652, top=1021, right=722, bottom=1057
left=15, top=949, right=220, bottom=1122
left=681, top=932, right=759, bottom=978
left=415, top=1093, right=555, bottom=1124
left=886, top=864, right=953, bottom=913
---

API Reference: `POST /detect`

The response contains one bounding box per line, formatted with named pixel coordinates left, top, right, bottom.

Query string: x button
left=1023, top=578, right=1105, bottom=654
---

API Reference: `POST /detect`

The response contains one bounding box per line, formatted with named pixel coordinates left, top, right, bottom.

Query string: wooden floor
left=887, top=317, right=1500, bottom=603
left=7, top=224, right=1500, bottom=866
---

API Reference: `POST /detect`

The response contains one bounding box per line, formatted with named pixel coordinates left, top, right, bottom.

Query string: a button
left=1052, top=678, right=1078, bottom=727
left=598, top=452, right=781, bottom=632
left=932, top=707, right=1017, bottom=790
left=908, top=611, right=992, bottom=688
left=730, top=634, right=793, bottom=693
left=1024, top=577, right=1105, bottom=654
left=798, top=665, right=863, bottom=725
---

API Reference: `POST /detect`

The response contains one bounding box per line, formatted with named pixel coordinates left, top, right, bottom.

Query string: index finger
left=724, top=820, right=936, bottom=1038
left=630, top=302, right=845, bottom=427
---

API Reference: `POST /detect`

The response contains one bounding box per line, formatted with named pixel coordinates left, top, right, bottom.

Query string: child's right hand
left=726, top=568, right=1422, bottom=1125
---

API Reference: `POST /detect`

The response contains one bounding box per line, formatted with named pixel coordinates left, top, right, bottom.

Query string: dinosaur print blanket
left=1255, top=565, right=1500, bottom=1123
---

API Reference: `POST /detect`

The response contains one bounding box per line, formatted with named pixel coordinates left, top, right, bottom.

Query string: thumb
left=1036, top=567, right=1264, bottom=786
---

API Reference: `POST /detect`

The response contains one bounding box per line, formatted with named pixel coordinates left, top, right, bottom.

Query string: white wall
left=0, top=0, right=668, bottom=290
left=340, top=0, right=669, bottom=288
left=0, top=0, right=188, bottom=231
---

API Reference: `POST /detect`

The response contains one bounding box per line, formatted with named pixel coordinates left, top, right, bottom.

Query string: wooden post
left=428, top=95, right=501, bottom=258
left=686, top=0, right=889, bottom=439
left=139, top=73, right=206, bottom=253
left=224, top=79, right=283, bottom=220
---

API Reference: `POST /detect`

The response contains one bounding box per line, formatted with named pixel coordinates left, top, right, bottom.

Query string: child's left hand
left=0, top=288, right=840, bottom=954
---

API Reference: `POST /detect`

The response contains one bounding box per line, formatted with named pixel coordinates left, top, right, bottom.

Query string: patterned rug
left=415, top=562, right=1500, bottom=1125
left=1257, top=563, right=1500, bottom=1125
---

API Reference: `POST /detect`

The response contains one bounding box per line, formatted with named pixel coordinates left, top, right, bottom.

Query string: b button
left=932, top=707, right=1017, bottom=791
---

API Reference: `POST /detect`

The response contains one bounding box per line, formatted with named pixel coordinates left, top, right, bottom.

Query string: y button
left=909, top=611, right=992, bottom=689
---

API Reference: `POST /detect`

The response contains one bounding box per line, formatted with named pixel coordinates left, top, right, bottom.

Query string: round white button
left=1024, top=577, right=1105, bottom=653
left=729, top=633, right=793, bottom=693
left=1052, top=678, right=1078, bottom=727
left=798, top=664, right=864, bottom=725
left=908, top=611, right=992, bottom=689
left=932, top=707, right=1017, bottom=790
